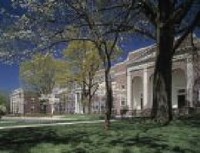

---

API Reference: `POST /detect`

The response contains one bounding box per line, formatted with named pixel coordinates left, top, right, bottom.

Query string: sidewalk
left=0, top=120, right=115, bottom=130
left=2, top=115, right=67, bottom=121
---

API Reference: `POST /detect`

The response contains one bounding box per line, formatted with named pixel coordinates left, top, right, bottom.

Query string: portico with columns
left=126, top=50, right=199, bottom=113
left=127, top=63, right=154, bottom=111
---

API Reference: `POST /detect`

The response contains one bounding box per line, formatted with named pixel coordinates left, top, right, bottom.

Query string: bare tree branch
left=173, top=11, right=200, bottom=54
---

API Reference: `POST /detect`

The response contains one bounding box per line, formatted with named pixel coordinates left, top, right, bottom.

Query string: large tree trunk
left=104, top=60, right=113, bottom=130
left=87, top=79, right=92, bottom=114
left=88, top=95, right=92, bottom=114
left=88, top=100, right=92, bottom=114
left=151, top=0, right=174, bottom=124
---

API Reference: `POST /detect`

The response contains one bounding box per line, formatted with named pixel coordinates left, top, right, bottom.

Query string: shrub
left=120, top=106, right=128, bottom=117
left=0, top=105, right=6, bottom=118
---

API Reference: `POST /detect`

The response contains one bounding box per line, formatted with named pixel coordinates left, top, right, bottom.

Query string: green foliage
left=20, top=53, right=69, bottom=94
left=64, top=40, right=101, bottom=110
left=64, top=40, right=122, bottom=88
left=0, top=93, right=7, bottom=116
left=64, top=40, right=101, bottom=83
left=0, top=93, right=6, bottom=106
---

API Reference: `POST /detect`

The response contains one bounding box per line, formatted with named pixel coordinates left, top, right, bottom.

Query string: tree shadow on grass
left=0, top=116, right=200, bottom=153
left=111, top=119, right=164, bottom=134
left=109, top=116, right=200, bottom=153
left=109, top=135, right=198, bottom=153
left=0, top=126, right=93, bottom=153
left=178, top=115, right=200, bottom=128
left=113, top=115, right=200, bottom=133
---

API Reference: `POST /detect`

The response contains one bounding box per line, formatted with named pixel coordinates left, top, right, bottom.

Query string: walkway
left=2, top=116, right=67, bottom=121
left=0, top=120, right=115, bottom=130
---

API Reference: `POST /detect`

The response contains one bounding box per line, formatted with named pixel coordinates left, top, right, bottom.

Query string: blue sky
left=0, top=64, right=20, bottom=92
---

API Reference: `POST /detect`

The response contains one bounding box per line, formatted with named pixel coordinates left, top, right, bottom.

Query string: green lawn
left=0, top=114, right=104, bottom=127
left=0, top=120, right=63, bottom=127
left=62, top=114, right=105, bottom=120
left=0, top=116, right=199, bottom=153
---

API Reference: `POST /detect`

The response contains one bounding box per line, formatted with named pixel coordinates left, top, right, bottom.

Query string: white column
left=99, top=100, right=101, bottom=113
left=51, top=104, right=54, bottom=115
left=77, top=92, right=80, bottom=114
left=127, top=70, right=132, bottom=110
left=22, top=96, right=25, bottom=114
left=75, top=93, right=78, bottom=113
left=143, top=68, right=148, bottom=109
left=10, top=98, right=13, bottom=114
left=186, top=57, right=194, bottom=107
left=79, top=92, right=83, bottom=114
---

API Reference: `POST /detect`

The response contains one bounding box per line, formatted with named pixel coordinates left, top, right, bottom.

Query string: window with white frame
left=121, top=97, right=126, bottom=106
left=199, top=89, right=200, bottom=101
left=121, top=85, right=125, bottom=89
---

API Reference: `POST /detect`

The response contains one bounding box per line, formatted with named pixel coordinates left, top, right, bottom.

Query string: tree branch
left=171, top=0, right=194, bottom=25
left=139, top=0, right=157, bottom=26
left=172, top=11, right=200, bottom=55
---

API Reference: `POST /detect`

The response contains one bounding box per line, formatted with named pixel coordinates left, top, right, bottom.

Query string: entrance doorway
left=178, top=95, right=186, bottom=109
left=177, top=89, right=186, bottom=109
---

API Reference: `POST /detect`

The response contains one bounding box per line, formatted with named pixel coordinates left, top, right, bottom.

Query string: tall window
left=140, top=93, right=143, bottom=110
left=121, top=97, right=126, bottom=106
left=198, top=90, right=200, bottom=101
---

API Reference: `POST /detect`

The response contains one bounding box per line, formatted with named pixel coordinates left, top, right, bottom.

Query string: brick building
left=10, top=88, right=40, bottom=115
left=10, top=87, right=76, bottom=115
left=73, top=35, right=200, bottom=116
left=10, top=35, right=200, bottom=116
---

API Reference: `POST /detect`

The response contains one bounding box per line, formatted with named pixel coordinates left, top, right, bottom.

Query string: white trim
left=127, top=44, right=156, bottom=60
left=114, top=71, right=126, bottom=76
left=127, top=62, right=154, bottom=72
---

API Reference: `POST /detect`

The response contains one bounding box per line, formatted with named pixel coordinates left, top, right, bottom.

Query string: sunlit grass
left=62, top=114, right=105, bottom=120
left=0, top=114, right=104, bottom=127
